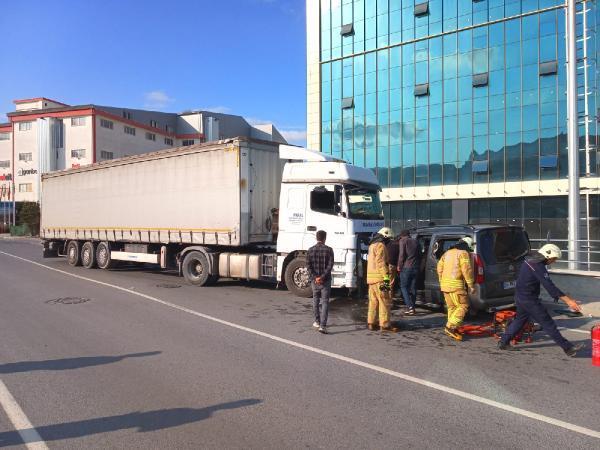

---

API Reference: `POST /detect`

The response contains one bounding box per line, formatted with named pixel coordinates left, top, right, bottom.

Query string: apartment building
left=0, top=97, right=286, bottom=202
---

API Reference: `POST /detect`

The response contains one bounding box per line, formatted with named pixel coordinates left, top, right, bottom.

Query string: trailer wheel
left=66, top=241, right=81, bottom=267
left=284, top=257, right=312, bottom=298
left=81, top=242, right=97, bottom=269
left=96, top=242, right=114, bottom=270
left=182, top=251, right=212, bottom=286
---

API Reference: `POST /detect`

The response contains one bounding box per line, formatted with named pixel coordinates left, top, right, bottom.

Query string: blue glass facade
left=319, top=0, right=600, bottom=189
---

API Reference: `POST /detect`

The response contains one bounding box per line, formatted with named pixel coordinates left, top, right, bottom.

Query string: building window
left=165, top=125, right=173, bottom=133
left=341, top=23, right=354, bottom=36
left=472, top=73, right=489, bottom=87
left=342, top=97, right=354, bottom=109
left=100, top=150, right=114, bottom=160
left=146, top=132, right=156, bottom=141
left=100, top=118, right=113, bottom=129
left=19, top=152, right=33, bottom=162
left=0, top=132, right=10, bottom=140
left=150, top=120, right=158, bottom=128
left=414, top=83, right=429, bottom=96
left=71, top=117, right=86, bottom=126
left=539, top=60, right=558, bottom=76
left=414, top=1, right=429, bottom=16
left=122, top=110, right=131, bottom=120
left=19, top=183, right=32, bottom=193
left=182, top=139, right=195, bottom=146
left=164, top=137, right=173, bottom=146
left=71, top=149, right=86, bottom=159
left=124, top=126, right=136, bottom=136
left=0, top=160, right=10, bottom=168
left=18, top=122, right=33, bottom=131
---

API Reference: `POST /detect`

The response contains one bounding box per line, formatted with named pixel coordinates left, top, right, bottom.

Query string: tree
left=19, top=202, right=40, bottom=236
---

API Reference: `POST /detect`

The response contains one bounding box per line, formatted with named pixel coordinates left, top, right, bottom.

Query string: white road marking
left=2, top=250, right=599, bottom=440
left=0, top=379, right=49, bottom=449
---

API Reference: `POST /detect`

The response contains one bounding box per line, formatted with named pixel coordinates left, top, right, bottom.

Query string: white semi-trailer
left=41, top=137, right=384, bottom=297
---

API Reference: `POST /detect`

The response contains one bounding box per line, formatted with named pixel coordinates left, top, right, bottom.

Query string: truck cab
left=276, top=146, right=384, bottom=296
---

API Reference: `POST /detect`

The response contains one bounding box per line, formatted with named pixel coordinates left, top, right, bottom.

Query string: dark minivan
left=411, top=225, right=530, bottom=311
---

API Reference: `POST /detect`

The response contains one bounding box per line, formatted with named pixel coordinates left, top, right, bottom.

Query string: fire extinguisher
left=592, top=324, right=600, bottom=367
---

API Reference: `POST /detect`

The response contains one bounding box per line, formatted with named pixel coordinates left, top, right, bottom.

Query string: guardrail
left=530, top=238, right=600, bottom=271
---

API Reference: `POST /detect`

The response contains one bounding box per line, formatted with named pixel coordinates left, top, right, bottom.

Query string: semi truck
left=40, top=137, right=385, bottom=297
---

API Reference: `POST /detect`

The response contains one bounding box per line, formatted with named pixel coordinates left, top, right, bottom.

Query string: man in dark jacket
left=397, top=230, right=420, bottom=315
left=386, top=235, right=400, bottom=298
left=306, top=230, right=334, bottom=334
left=498, top=244, right=583, bottom=356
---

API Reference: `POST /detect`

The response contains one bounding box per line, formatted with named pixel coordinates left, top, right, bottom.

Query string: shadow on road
left=0, top=399, right=262, bottom=446
left=0, top=351, right=161, bottom=374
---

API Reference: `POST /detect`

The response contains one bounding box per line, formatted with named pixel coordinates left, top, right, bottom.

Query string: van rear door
left=476, top=227, right=530, bottom=300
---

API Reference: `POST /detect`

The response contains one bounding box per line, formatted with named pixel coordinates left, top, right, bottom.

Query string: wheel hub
left=293, top=267, right=310, bottom=289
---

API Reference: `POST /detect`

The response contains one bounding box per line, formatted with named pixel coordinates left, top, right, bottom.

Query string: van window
left=478, top=228, right=529, bottom=264
left=432, top=238, right=461, bottom=260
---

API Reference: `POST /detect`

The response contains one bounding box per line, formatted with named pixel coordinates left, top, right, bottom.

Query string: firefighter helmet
left=538, top=243, right=562, bottom=260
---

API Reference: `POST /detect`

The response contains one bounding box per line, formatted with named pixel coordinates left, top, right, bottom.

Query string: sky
left=0, top=0, right=307, bottom=145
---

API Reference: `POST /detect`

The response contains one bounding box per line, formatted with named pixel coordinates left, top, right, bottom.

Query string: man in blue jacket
left=498, top=244, right=584, bottom=356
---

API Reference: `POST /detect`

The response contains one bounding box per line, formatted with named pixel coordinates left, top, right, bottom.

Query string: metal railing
left=529, top=239, right=600, bottom=271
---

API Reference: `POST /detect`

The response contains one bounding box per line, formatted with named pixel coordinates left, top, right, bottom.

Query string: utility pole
left=567, top=0, right=580, bottom=270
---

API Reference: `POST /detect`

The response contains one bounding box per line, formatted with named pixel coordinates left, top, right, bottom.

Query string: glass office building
left=307, top=0, right=600, bottom=254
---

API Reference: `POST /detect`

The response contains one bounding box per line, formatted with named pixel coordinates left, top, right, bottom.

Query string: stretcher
left=457, top=310, right=536, bottom=344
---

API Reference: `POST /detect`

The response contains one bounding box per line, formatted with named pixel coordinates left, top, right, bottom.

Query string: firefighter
left=367, top=227, right=396, bottom=332
left=498, top=244, right=584, bottom=356
left=437, top=236, right=475, bottom=341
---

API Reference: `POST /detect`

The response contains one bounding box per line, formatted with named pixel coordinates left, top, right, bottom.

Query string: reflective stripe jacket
left=436, top=248, right=474, bottom=293
left=367, top=241, right=391, bottom=285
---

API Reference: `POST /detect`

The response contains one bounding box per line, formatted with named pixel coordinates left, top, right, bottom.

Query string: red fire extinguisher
left=592, top=324, right=600, bottom=367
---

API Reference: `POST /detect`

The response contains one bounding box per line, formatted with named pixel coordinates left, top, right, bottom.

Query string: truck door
left=276, top=185, right=308, bottom=253
left=425, top=235, right=461, bottom=305
left=303, top=184, right=347, bottom=259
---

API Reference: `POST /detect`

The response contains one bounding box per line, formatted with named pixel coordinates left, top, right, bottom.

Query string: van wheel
left=67, top=241, right=81, bottom=266
left=284, top=258, right=312, bottom=298
left=81, top=242, right=97, bottom=269
left=182, top=251, right=213, bottom=286
left=96, top=242, right=114, bottom=269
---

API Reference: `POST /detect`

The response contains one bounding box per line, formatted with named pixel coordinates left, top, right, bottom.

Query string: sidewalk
left=543, top=271, right=600, bottom=317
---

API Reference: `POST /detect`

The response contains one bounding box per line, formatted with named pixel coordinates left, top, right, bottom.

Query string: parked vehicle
left=411, top=225, right=530, bottom=311
left=40, top=138, right=384, bottom=297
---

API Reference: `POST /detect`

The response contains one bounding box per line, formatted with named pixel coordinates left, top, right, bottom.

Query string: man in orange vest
left=437, top=237, right=475, bottom=341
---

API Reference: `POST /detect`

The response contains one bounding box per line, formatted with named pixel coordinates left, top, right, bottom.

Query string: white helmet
left=460, top=236, right=474, bottom=250
left=378, top=227, right=395, bottom=239
left=539, top=243, right=562, bottom=260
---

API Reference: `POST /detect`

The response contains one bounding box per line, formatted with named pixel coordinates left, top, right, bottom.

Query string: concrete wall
left=94, top=115, right=171, bottom=161
left=306, top=0, right=321, bottom=151
left=13, top=120, right=38, bottom=202
left=65, top=115, right=93, bottom=168
left=0, top=128, right=12, bottom=197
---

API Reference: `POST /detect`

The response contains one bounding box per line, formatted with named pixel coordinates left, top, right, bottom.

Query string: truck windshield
left=346, top=188, right=384, bottom=220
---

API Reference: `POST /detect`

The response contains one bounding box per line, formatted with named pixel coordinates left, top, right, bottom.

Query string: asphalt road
left=0, top=238, right=598, bottom=449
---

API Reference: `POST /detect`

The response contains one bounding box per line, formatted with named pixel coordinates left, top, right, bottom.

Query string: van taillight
left=474, top=254, right=485, bottom=284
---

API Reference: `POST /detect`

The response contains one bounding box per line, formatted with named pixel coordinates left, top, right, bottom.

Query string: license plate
left=503, top=281, right=516, bottom=290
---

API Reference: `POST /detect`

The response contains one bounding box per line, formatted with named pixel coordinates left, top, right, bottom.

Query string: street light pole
left=567, top=0, right=580, bottom=270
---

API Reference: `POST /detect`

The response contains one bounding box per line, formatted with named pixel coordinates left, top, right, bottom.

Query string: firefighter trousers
left=368, top=283, right=391, bottom=328
left=443, top=291, right=469, bottom=329
left=500, top=298, right=571, bottom=351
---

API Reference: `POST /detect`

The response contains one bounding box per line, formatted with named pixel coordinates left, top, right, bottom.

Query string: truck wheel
left=284, top=258, right=312, bottom=298
left=96, top=242, right=114, bottom=270
left=182, top=251, right=212, bottom=286
left=67, top=241, right=81, bottom=266
left=81, top=242, right=97, bottom=269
